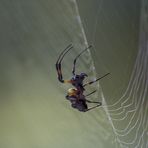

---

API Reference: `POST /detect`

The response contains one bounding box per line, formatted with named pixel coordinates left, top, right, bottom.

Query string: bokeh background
left=0, top=0, right=147, bottom=148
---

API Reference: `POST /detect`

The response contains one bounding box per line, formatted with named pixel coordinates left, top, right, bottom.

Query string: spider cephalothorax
left=70, top=73, right=88, bottom=92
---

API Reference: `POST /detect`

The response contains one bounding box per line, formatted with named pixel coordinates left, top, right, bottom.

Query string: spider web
left=87, top=0, right=148, bottom=147
left=75, top=0, right=147, bottom=147
left=102, top=0, right=148, bottom=147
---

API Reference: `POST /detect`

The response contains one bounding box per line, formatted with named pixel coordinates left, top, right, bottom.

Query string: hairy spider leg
left=85, top=104, right=102, bottom=112
left=72, top=45, right=92, bottom=75
left=55, top=44, right=73, bottom=83
left=83, top=72, right=110, bottom=87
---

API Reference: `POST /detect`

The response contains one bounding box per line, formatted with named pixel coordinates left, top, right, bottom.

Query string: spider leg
left=83, top=73, right=110, bottom=87
left=72, top=45, right=92, bottom=75
left=85, top=104, right=102, bottom=112
left=86, top=99, right=102, bottom=105
left=85, top=90, right=97, bottom=97
left=55, top=44, right=73, bottom=83
left=56, top=44, right=73, bottom=64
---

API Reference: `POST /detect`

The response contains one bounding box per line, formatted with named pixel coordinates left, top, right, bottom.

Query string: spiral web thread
left=102, top=0, right=148, bottom=147
left=73, top=0, right=148, bottom=147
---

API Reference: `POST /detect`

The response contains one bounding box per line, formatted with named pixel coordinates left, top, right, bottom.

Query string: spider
left=56, top=44, right=109, bottom=112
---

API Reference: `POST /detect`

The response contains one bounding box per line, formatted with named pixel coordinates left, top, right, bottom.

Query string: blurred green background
left=0, top=0, right=143, bottom=148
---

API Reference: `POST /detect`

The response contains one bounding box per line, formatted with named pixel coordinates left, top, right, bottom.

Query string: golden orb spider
left=56, top=44, right=109, bottom=112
